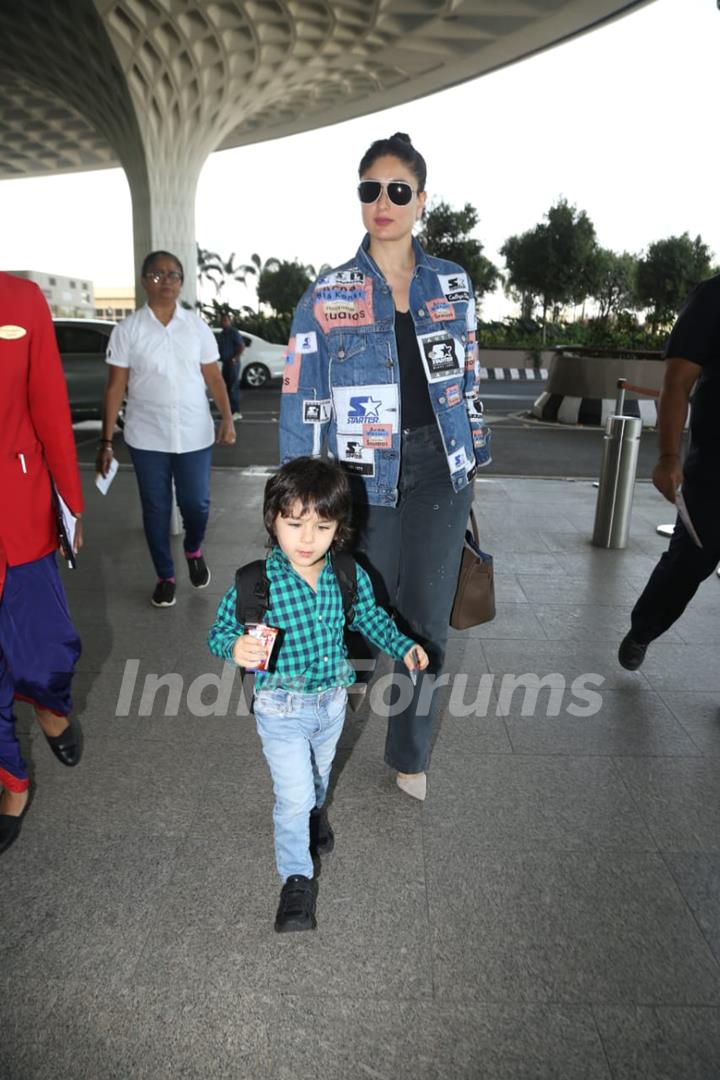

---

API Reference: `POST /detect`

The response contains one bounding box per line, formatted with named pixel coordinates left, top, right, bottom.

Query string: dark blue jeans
left=353, top=423, right=473, bottom=773
left=222, top=362, right=241, bottom=414
left=129, top=444, right=213, bottom=580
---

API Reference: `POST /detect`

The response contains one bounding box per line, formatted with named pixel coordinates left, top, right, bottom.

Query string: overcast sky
left=1, top=0, right=718, bottom=319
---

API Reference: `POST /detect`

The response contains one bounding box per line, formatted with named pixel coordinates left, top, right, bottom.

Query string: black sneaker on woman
left=187, top=554, right=211, bottom=588
left=274, top=875, right=318, bottom=932
left=151, top=579, right=176, bottom=607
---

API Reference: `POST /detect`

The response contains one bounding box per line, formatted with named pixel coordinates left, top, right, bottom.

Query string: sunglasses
left=357, top=180, right=415, bottom=206
left=144, top=270, right=183, bottom=284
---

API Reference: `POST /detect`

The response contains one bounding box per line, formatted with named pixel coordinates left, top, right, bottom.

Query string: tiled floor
left=2, top=469, right=719, bottom=1079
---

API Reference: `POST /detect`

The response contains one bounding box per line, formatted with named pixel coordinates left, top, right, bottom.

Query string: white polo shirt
left=106, top=303, right=219, bottom=453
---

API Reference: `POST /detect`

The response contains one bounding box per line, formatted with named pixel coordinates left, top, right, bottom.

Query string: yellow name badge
left=0, top=325, right=27, bottom=340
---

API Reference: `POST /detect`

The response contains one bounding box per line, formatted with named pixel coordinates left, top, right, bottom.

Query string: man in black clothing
left=619, top=273, right=720, bottom=670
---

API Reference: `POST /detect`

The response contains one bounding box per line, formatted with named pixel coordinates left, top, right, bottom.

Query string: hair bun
left=391, top=132, right=412, bottom=145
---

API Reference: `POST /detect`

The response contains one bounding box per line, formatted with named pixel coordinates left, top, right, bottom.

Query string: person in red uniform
left=0, top=272, right=84, bottom=855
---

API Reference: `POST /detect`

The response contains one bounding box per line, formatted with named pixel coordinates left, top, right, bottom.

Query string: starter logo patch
left=416, top=331, right=464, bottom=383
left=447, top=446, right=470, bottom=474
left=337, top=435, right=375, bottom=476
left=332, top=384, right=399, bottom=433
left=362, top=423, right=392, bottom=449
left=302, top=399, right=332, bottom=423
left=437, top=272, right=470, bottom=303
left=296, top=331, right=317, bottom=354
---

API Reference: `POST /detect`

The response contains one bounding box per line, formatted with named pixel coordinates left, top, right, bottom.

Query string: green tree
left=590, top=249, right=637, bottom=320
left=256, top=259, right=314, bottom=317
left=634, top=233, right=712, bottom=331
left=501, top=198, right=598, bottom=338
left=417, top=200, right=499, bottom=299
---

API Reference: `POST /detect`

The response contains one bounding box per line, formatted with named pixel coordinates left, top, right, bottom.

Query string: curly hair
left=263, top=457, right=353, bottom=550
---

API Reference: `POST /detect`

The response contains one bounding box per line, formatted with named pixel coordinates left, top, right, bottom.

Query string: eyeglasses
left=144, top=270, right=183, bottom=284
left=357, top=180, right=415, bottom=206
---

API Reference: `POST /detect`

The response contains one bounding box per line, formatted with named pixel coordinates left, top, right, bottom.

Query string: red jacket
left=0, top=273, right=84, bottom=580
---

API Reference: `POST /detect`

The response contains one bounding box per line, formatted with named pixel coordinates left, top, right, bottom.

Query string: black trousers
left=631, top=473, right=720, bottom=643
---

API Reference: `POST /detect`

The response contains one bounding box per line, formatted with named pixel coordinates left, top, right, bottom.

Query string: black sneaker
left=187, top=554, right=211, bottom=588
left=274, top=875, right=318, bottom=933
left=618, top=633, right=648, bottom=670
left=151, top=579, right=176, bottom=607
left=310, top=806, right=335, bottom=856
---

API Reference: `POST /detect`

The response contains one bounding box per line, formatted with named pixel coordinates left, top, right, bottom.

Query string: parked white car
left=214, top=329, right=286, bottom=388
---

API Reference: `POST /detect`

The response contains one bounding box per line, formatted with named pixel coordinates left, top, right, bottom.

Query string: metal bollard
left=592, top=379, right=642, bottom=549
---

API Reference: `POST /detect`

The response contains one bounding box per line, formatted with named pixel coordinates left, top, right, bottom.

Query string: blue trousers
left=254, top=686, right=347, bottom=880
left=129, top=444, right=213, bottom=580
left=353, top=424, right=473, bottom=773
left=0, top=553, right=81, bottom=790
left=222, top=362, right=241, bottom=414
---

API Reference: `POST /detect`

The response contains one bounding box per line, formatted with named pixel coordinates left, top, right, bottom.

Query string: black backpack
left=234, top=549, right=358, bottom=654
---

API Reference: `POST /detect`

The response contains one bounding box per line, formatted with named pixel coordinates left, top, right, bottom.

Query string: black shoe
left=0, top=792, right=30, bottom=856
left=618, top=633, right=648, bottom=671
left=44, top=717, right=82, bottom=767
left=187, top=555, right=211, bottom=589
left=151, top=579, right=176, bottom=607
left=310, top=806, right=335, bottom=856
left=274, top=875, right=318, bottom=933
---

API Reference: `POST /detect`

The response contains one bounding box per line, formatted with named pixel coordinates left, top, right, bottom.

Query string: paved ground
left=2, top=467, right=719, bottom=1079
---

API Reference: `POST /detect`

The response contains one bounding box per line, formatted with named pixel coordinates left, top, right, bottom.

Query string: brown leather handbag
left=450, top=509, right=495, bottom=629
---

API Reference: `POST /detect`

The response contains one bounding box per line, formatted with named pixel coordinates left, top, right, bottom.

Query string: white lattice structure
left=0, top=0, right=653, bottom=301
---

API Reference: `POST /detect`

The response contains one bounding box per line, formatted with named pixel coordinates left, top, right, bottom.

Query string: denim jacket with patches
left=278, top=234, right=491, bottom=507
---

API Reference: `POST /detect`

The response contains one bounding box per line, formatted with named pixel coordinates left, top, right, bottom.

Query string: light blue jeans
left=254, top=685, right=347, bottom=880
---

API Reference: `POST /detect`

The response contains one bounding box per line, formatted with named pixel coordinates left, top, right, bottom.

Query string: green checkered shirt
left=207, top=546, right=415, bottom=692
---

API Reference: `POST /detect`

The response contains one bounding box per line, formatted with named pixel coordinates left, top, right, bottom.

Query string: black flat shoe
left=618, top=634, right=649, bottom=671
left=0, top=793, right=30, bottom=856
left=44, top=719, right=82, bottom=767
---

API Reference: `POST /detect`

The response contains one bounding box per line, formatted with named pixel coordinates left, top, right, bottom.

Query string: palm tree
left=196, top=244, right=225, bottom=295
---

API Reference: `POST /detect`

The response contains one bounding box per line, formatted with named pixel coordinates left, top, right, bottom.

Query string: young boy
left=208, top=457, right=428, bottom=933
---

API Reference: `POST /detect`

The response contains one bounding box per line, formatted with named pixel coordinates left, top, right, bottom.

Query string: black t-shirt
left=395, top=309, right=435, bottom=430
left=665, top=273, right=720, bottom=474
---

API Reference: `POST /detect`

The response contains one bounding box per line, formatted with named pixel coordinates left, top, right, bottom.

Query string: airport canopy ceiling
left=1, top=0, right=651, bottom=181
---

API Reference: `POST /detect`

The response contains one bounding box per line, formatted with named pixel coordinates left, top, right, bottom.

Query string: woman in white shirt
left=96, top=250, right=236, bottom=608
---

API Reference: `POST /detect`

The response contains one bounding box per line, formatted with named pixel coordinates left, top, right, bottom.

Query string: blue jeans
left=129, top=444, right=213, bottom=580
left=254, top=686, right=347, bottom=880
left=352, top=423, right=473, bottom=773
left=222, top=362, right=241, bottom=414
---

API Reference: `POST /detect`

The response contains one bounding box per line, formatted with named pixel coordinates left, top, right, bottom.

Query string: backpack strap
left=332, top=550, right=358, bottom=625
left=234, top=559, right=270, bottom=625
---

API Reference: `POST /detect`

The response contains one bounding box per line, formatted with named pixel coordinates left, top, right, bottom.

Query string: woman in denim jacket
left=279, top=132, right=490, bottom=801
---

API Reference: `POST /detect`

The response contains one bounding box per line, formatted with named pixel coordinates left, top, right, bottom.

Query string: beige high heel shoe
left=396, top=771, right=427, bottom=801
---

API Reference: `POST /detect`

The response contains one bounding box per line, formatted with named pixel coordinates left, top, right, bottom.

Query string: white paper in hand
left=675, top=487, right=702, bottom=548
left=95, top=457, right=119, bottom=495
left=55, top=488, right=76, bottom=551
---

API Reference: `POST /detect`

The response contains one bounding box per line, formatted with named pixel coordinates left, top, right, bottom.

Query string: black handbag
left=450, top=509, right=495, bottom=629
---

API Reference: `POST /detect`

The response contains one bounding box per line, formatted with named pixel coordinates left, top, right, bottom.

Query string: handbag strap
left=469, top=507, right=480, bottom=547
